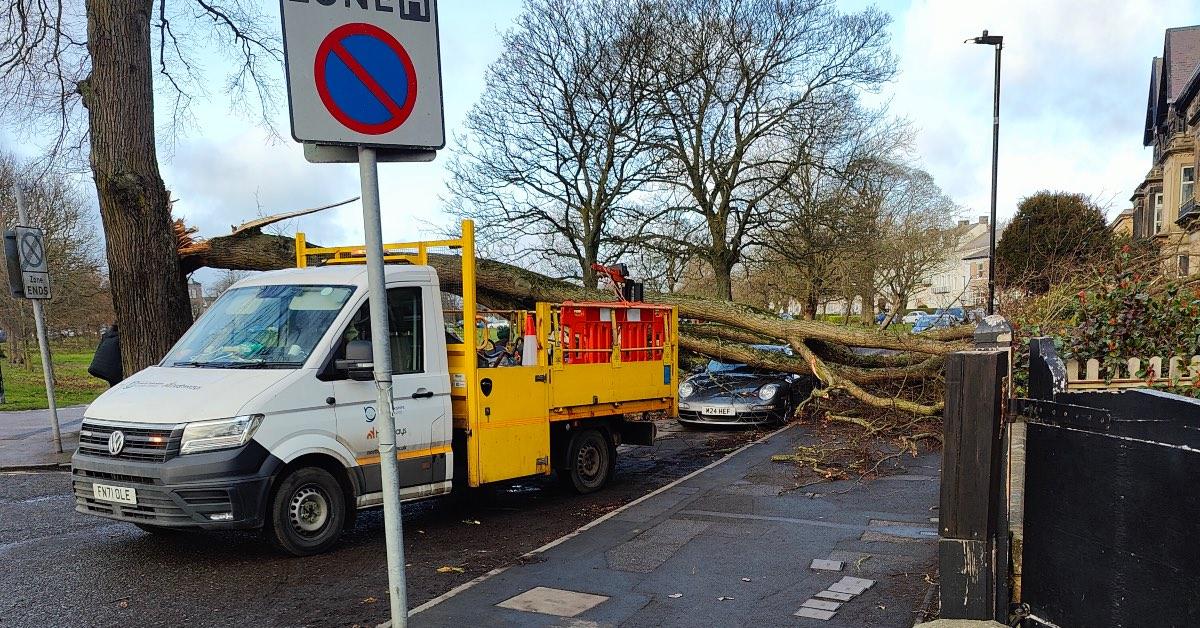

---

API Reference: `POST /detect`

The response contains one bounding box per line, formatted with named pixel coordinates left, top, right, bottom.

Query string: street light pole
left=969, top=30, right=1003, bottom=316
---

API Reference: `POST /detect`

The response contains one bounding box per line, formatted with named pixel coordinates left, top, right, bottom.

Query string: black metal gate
left=1014, top=339, right=1200, bottom=627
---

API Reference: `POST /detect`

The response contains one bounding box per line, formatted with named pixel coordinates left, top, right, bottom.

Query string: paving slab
left=410, top=423, right=940, bottom=628
left=0, top=406, right=85, bottom=468
left=496, top=587, right=609, bottom=617
left=795, top=607, right=837, bottom=620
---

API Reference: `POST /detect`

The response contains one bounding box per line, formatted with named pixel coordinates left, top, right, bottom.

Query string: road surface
left=0, top=420, right=759, bottom=627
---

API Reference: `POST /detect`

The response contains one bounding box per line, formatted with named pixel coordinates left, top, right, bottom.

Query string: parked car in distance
left=912, top=313, right=956, bottom=333
left=932, top=307, right=965, bottom=323
left=901, top=311, right=926, bottom=325
left=677, top=345, right=815, bottom=427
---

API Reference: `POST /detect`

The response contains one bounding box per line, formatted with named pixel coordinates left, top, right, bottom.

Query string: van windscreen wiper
left=222, top=360, right=301, bottom=369
left=171, top=360, right=297, bottom=369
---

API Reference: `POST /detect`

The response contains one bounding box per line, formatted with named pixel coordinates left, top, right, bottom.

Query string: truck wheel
left=559, top=429, right=614, bottom=494
left=266, top=466, right=346, bottom=556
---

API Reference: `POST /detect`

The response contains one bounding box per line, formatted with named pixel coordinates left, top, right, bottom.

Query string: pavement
left=0, top=405, right=85, bottom=468
left=410, top=423, right=941, bottom=628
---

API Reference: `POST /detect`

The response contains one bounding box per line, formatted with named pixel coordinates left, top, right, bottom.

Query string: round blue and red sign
left=314, top=23, right=418, bottom=135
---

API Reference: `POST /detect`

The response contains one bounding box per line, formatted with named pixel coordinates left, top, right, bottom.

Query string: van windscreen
left=164, top=284, right=354, bottom=369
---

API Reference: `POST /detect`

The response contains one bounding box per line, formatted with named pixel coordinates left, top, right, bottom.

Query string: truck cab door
left=330, top=286, right=449, bottom=496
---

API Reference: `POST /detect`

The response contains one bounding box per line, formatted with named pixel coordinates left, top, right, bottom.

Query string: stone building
left=1132, top=25, right=1200, bottom=276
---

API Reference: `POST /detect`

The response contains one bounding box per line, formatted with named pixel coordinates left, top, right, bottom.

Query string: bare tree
left=446, top=0, right=666, bottom=288
left=868, top=165, right=960, bottom=326
left=1, top=0, right=282, bottom=375
left=641, top=0, right=895, bottom=300
left=206, top=268, right=249, bottom=298
left=0, top=152, right=112, bottom=363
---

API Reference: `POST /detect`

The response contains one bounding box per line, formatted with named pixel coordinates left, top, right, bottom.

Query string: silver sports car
left=677, top=345, right=815, bottom=427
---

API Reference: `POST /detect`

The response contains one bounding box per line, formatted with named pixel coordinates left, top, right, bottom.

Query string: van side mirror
left=336, top=340, right=374, bottom=381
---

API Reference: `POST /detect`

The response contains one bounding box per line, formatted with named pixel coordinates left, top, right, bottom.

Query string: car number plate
left=702, top=406, right=736, bottom=416
left=93, top=483, right=137, bottom=505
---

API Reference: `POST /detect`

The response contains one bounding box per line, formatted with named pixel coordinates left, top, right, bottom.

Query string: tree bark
left=81, top=0, right=193, bottom=376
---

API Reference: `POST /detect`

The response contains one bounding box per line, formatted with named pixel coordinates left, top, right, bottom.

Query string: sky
left=6, top=0, right=1200, bottom=288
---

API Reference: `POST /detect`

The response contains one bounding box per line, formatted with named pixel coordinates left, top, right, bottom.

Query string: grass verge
left=1, top=339, right=107, bottom=411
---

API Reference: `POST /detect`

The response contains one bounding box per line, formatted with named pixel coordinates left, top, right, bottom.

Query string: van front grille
left=78, top=421, right=182, bottom=462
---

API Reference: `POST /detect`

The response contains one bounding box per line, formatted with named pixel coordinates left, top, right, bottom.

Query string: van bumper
left=70, top=441, right=283, bottom=530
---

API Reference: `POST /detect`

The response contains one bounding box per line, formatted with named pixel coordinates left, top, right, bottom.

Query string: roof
left=1164, top=26, right=1200, bottom=103
left=962, top=247, right=990, bottom=262
left=1144, top=57, right=1163, bottom=146
left=1110, top=210, right=1135, bottom=233
left=1178, top=56, right=1200, bottom=114
left=1144, top=26, right=1200, bottom=146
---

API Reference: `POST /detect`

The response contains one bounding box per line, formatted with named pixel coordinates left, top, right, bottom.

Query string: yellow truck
left=71, top=220, right=678, bottom=554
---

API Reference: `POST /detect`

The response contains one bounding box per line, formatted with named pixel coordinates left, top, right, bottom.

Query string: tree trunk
left=711, top=256, right=734, bottom=301
left=802, top=287, right=819, bottom=320
left=81, top=0, right=193, bottom=376
left=859, top=287, right=875, bottom=325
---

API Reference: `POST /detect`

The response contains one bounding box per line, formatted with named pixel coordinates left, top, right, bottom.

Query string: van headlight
left=757, top=384, right=779, bottom=401
left=180, top=415, right=263, bottom=455
left=678, top=382, right=695, bottom=398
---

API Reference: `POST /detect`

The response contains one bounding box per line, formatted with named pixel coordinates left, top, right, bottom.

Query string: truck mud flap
left=617, top=420, right=656, bottom=446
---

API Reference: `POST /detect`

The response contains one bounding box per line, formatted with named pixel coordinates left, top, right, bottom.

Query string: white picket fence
left=1065, top=355, right=1200, bottom=390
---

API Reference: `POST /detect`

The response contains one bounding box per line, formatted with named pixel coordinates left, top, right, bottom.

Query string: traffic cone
left=522, top=312, right=538, bottom=366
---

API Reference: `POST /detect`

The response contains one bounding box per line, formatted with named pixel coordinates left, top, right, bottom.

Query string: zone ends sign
left=4, top=226, right=52, bottom=300
left=281, top=0, right=444, bottom=151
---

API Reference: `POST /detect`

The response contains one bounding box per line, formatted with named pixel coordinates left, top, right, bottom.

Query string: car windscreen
left=163, top=284, right=354, bottom=369
left=706, top=345, right=791, bottom=374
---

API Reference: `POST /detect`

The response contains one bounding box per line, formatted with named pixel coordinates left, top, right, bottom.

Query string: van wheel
left=558, top=429, right=614, bottom=494
left=266, top=466, right=346, bottom=556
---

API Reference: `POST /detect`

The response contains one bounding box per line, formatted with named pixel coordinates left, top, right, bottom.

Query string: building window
left=1181, top=255, right=1191, bottom=277
left=1184, top=166, right=1196, bottom=204
left=1153, top=192, right=1164, bottom=234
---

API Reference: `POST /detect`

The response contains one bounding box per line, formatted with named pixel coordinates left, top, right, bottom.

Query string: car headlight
left=758, top=383, right=780, bottom=401
left=180, top=414, right=263, bottom=455
left=678, top=382, right=695, bottom=398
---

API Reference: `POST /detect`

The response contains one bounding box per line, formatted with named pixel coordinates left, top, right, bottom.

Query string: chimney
left=978, top=216, right=989, bottom=225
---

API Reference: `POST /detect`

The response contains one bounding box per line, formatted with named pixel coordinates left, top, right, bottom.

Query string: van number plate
left=93, top=483, right=137, bottom=505
left=702, top=406, right=736, bottom=416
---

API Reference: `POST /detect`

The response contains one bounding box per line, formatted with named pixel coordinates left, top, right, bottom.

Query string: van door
left=331, top=286, right=448, bottom=496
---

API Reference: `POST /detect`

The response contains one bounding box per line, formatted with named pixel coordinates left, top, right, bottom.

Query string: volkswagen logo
left=107, top=430, right=125, bottom=456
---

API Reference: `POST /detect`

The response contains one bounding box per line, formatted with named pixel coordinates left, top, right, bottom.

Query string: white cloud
left=885, top=0, right=1200, bottom=219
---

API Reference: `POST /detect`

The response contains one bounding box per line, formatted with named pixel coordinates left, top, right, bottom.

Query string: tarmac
left=0, top=405, right=84, bottom=468
left=409, top=423, right=941, bottom=627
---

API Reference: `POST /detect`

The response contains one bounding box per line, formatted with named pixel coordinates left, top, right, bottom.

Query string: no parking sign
left=280, top=0, right=444, bottom=152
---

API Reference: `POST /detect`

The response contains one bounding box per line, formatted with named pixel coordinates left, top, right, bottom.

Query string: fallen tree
left=175, top=208, right=968, bottom=419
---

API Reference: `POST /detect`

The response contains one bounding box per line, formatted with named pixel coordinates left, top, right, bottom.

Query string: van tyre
left=559, top=429, right=614, bottom=494
left=266, top=466, right=346, bottom=556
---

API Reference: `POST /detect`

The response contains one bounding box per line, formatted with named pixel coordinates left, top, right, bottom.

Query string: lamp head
left=969, top=30, right=1004, bottom=46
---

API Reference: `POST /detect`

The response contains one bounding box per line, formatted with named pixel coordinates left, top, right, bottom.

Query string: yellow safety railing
left=294, top=231, right=468, bottom=268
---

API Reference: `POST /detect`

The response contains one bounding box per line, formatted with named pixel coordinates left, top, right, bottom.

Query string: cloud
left=885, top=0, right=1199, bottom=218
left=165, top=133, right=363, bottom=243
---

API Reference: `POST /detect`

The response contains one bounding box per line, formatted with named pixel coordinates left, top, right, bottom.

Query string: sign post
left=280, top=2, right=445, bottom=625
left=11, top=185, right=61, bottom=452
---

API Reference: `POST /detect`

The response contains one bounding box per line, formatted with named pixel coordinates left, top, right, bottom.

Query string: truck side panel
left=447, top=303, right=677, bottom=488
left=470, top=365, right=551, bottom=483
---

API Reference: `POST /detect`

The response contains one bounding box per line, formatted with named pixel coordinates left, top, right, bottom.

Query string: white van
left=71, top=224, right=677, bottom=555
